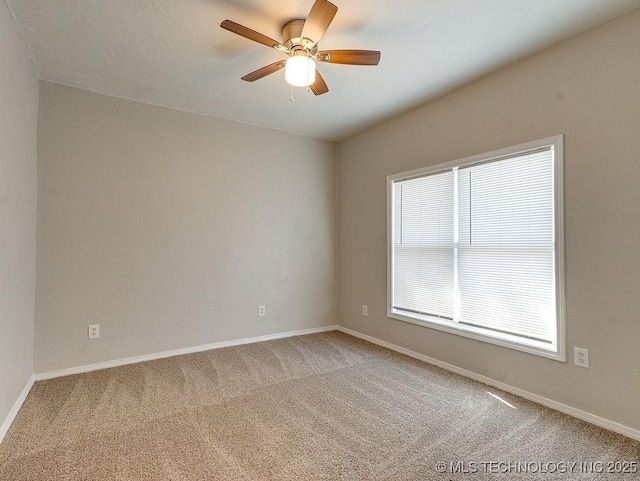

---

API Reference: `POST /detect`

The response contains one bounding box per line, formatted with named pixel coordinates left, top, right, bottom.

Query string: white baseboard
left=336, top=325, right=640, bottom=442
left=0, top=374, right=35, bottom=445
left=35, top=325, right=338, bottom=381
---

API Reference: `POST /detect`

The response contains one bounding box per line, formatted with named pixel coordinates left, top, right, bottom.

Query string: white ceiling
left=5, top=0, right=639, bottom=141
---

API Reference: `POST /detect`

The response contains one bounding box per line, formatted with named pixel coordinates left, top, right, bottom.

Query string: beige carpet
left=1, top=331, right=638, bottom=480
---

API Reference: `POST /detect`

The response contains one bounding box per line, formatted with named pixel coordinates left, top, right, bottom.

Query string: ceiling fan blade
left=309, top=70, right=329, bottom=96
left=301, top=0, right=338, bottom=46
left=317, top=50, right=381, bottom=66
left=241, top=61, right=287, bottom=82
left=221, top=20, right=288, bottom=51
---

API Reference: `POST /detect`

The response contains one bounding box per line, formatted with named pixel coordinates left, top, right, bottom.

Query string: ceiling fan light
left=285, top=56, right=316, bottom=87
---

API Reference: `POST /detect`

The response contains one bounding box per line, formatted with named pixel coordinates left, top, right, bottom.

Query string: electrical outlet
left=258, top=305, right=265, bottom=317
left=88, top=324, right=100, bottom=339
left=362, top=305, right=368, bottom=316
left=574, top=347, right=589, bottom=368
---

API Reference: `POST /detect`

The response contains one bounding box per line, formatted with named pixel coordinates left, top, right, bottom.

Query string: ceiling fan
left=220, top=0, right=381, bottom=96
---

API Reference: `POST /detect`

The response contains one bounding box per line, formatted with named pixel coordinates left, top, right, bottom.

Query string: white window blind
left=457, top=150, right=555, bottom=344
left=389, top=136, right=564, bottom=359
left=393, top=171, right=454, bottom=319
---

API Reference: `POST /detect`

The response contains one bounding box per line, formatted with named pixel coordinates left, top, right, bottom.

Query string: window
left=387, top=136, right=565, bottom=360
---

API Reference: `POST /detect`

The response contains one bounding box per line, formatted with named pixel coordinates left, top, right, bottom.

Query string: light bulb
left=285, top=55, right=316, bottom=87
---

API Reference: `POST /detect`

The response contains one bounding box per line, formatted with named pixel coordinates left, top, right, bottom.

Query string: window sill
left=388, top=309, right=566, bottom=362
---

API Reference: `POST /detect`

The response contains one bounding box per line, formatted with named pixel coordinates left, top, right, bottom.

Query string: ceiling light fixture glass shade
left=285, top=55, right=316, bottom=87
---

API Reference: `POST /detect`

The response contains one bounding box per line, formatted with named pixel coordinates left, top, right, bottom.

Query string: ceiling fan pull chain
left=290, top=84, right=295, bottom=102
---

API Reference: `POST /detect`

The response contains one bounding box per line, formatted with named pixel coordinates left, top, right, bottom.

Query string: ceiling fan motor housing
left=282, top=19, right=318, bottom=54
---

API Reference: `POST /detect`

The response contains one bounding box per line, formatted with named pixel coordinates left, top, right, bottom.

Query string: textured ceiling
left=5, top=0, right=640, bottom=141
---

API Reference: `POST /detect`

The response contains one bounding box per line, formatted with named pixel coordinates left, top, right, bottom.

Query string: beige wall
left=0, top=2, right=38, bottom=425
left=36, top=82, right=336, bottom=372
left=337, top=9, right=640, bottom=431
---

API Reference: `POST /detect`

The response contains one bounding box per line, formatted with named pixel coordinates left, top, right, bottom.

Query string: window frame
left=387, top=135, right=566, bottom=361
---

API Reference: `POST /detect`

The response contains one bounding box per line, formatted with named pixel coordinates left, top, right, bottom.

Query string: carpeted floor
left=0, top=331, right=638, bottom=480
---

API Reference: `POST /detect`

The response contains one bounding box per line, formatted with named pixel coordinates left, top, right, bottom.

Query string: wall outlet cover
left=574, top=347, right=589, bottom=368
left=88, top=324, right=100, bottom=339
